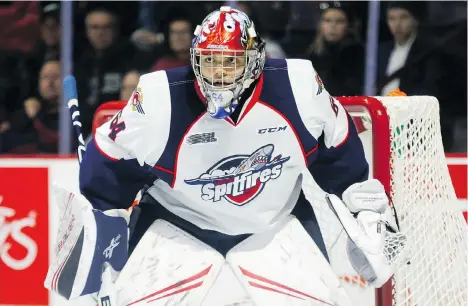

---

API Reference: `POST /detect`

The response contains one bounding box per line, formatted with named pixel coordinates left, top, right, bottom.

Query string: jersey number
left=108, top=110, right=126, bottom=141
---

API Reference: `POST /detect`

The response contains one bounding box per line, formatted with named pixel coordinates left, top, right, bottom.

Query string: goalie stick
left=62, top=75, right=141, bottom=306
left=62, top=76, right=116, bottom=306
left=63, top=75, right=86, bottom=163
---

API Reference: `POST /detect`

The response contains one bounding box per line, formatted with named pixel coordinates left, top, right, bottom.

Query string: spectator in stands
left=426, top=2, right=467, bottom=152
left=305, top=1, right=364, bottom=96
left=0, top=59, right=61, bottom=154
left=0, top=3, right=42, bottom=127
left=377, top=2, right=441, bottom=97
left=75, top=7, right=139, bottom=138
left=0, top=51, right=31, bottom=130
left=235, top=2, right=286, bottom=59
left=151, top=12, right=192, bottom=71
left=26, top=3, right=61, bottom=98
left=248, top=1, right=290, bottom=41
left=37, top=3, right=60, bottom=63
left=120, top=70, right=141, bottom=101
left=131, top=1, right=165, bottom=52
left=0, top=2, right=40, bottom=54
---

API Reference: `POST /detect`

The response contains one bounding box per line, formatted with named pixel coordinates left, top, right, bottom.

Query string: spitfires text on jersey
left=185, top=144, right=290, bottom=206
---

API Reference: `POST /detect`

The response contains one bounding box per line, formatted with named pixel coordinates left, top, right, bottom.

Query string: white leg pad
left=226, top=216, right=353, bottom=306
left=201, top=262, right=254, bottom=306
left=111, top=219, right=225, bottom=306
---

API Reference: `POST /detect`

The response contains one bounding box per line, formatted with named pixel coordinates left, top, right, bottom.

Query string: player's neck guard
left=195, top=77, right=262, bottom=120
left=201, top=80, right=254, bottom=119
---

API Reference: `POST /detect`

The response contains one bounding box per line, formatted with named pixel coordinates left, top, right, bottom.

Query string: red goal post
left=338, top=97, right=393, bottom=306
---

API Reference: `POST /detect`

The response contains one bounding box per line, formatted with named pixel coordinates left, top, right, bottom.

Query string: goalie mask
left=190, top=6, right=266, bottom=119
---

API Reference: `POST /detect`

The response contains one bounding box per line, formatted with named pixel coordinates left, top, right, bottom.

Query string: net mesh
left=383, top=96, right=467, bottom=306
left=383, top=230, right=408, bottom=266
left=303, top=96, right=467, bottom=306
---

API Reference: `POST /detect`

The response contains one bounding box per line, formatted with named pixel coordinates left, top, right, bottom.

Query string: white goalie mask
left=190, top=6, right=266, bottom=119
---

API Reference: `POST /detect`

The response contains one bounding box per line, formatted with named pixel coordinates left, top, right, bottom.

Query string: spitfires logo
left=185, top=144, right=290, bottom=206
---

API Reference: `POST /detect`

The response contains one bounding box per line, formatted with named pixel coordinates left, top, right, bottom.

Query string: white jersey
left=80, top=58, right=368, bottom=235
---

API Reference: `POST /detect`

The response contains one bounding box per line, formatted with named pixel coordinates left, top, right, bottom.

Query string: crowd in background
left=0, top=1, right=466, bottom=154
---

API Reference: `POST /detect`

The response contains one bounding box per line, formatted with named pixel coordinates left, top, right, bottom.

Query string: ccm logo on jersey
left=258, top=126, right=287, bottom=134
left=185, top=144, right=290, bottom=206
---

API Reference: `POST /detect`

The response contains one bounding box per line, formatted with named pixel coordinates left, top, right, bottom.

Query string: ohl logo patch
left=185, top=144, right=290, bottom=206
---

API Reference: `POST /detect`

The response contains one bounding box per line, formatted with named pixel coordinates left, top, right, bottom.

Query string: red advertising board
left=0, top=168, right=49, bottom=305
left=0, top=155, right=465, bottom=306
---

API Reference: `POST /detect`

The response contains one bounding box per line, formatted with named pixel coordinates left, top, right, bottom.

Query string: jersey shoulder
left=135, top=70, right=170, bottom=117
left=140, top=65, right=192, bottom=83
left=140, top=65, right=193, bottom=91
left=283, top=59, right=349, bottom=148
left=263, top=58, right=316, bottom=77
left=137, top=69, right=179, bottom=113
left=262, top=58, right=321, bottom=104
left=138, top=65, right=199, bottom=114
left=94, top=66, right=196, bottom=165
left=261, top=58, right=327, bottom=138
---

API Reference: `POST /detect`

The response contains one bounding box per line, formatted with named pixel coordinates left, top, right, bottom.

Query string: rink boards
left=0, top=155, right=466, bottom=306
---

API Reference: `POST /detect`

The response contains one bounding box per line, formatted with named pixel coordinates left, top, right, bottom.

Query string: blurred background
left=0, top=0, right=466, bottom=155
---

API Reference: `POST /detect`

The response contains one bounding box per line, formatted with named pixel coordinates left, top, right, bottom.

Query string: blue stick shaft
left=63, top=75, right=86, bottom=163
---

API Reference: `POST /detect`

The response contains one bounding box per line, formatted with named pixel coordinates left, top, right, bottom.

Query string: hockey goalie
left=44, top=6, right=408, bottom=306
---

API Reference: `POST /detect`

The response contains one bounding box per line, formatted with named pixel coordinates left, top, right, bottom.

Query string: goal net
left=302, top=95, right=468, bottom=306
